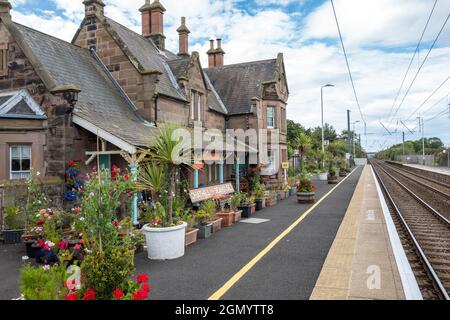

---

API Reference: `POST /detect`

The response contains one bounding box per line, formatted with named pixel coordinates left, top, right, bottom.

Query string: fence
left=395, top=155, right=435, bottom=166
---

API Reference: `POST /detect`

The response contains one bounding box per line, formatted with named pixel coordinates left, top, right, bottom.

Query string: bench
left=189, top=183, right=235, bottom=209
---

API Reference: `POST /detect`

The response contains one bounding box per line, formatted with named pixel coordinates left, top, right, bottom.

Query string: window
left=190, top=91, right=195, bottom=120
left=267, top=106, right=275, bottom=129
left=10, top=145, right=31, bottom=180
left=281, top=107, right=287, bottom=132
left=0, top=43, right=8, bottom=77
left=197, top=94, right=202, bottom=122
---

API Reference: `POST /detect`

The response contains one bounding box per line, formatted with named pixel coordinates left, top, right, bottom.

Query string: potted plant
left=265, top=191, right=277, bottom=207
left=247, top=196, right=256, bottom=215
left=283, top=183, right=291, bottom=199
left=253, top=182, right=266, bottom=211
left=139, top=124, right=191, bottom=260
left=2, top=206, right=26, bottom=244
left=230, top=193, right=243, bottom=222
left=195, top=210, right=212, bottom=239
left=296, top=175, right=316, bottom=204
left=233, top=192, right=252, bottom=218
left=177, top=210, right=198, bottom=247
left=201, top=200, right=222, bottom=233
left=327, top=163, right=338, bottom=184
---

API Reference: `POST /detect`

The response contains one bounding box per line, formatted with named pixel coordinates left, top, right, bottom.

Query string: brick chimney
left=139, top=0, right=152, bottom=37
left=207, top=39, right=215, bottom=68
left=83, top=0, right=105, bottom=17
left=0, top=0, right=12, bottom=20
left=140, top=0, right=166, bottom=51
left=215, top=38, right=225, bottom=67
left=177, top=17, right=190, bottom=57
left=207, top=39, right=225, bottom=68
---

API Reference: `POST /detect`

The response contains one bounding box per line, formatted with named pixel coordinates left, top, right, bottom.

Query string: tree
left=292, top=132, right=312, bottom=173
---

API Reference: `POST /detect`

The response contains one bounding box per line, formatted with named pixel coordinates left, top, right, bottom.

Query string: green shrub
left=253, top=182, right=266, bottom=199
left=200, top=200, right=216, bottom=216
left=20, top=263, right=67, bottom=300
left=81, top=247, right=135, bottom=301
left=194, top=210, right=211, bottom=227
left=3, top=206, right=25, bottom=230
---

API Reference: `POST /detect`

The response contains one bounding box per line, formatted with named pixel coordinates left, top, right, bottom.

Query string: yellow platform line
left=208, top=168, right=359, bottom=300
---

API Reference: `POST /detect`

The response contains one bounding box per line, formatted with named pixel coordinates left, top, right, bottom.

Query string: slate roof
left=104, top=17, right=187, bottom=102
left=167, top=57, right=227, bottom=115
left=204, top=59, right=278, bottom=115
left=12, top=22, right=157, bottom=147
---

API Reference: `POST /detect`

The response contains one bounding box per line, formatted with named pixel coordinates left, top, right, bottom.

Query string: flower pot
left=238, top=205, right=252, bottom=218
left=211, top=218, right=223, bottom=233
left=233, top=210, right=242, bottom=223
left=339, top=171, right=347, bottom=177
left=250, top=204, right=256, bottom=215
left=285, top=191, right=290, bottom=198
left=2, top=229, right=24, bottom=245
left=255, top=199, right=264, bottom=211
left=198, top=224, right=212, bottom=239
left=24, top=240, right=37, bottom=258
left=142, top=222, right=187, bottom=260
left=266, top=197, right=277, bottom=207
left=216, top=212, right=234, bottom=227
left=319, top=172, right=328, bottom=181
left=297, top=192, right=316, bottom=204
left=328, top=176, right=338, bottom=184
left=279, top=192, right=285, bottom=200
left=185, top=229, right=199, bottom=247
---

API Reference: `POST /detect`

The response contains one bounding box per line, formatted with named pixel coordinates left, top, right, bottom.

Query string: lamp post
left=321, top=84, right=334, bottom=168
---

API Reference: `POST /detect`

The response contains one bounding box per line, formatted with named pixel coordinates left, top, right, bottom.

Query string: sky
left=9, top=0, right=450, bottom=151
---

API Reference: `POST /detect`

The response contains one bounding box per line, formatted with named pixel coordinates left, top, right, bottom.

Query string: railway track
left=371, top=160, right=450, bottom=300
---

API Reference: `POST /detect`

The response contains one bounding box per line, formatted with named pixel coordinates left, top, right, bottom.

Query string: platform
left=404, top=164, right=450, bottom=176
left=310, top=165, right=416, bottom=300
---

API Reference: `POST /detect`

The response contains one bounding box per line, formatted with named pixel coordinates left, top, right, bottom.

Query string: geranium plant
left=296, top=176, right=316, bottom=193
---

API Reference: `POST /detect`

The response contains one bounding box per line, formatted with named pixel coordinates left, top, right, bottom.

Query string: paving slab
left=310, top=165, right=406, bottom=300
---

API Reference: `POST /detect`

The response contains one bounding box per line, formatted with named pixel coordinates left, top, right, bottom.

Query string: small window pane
left=11, top=159, right=21, bottom=171
left=10, top=146, right=20, bottom=158
left=21, top=146, right=31, bottom=158
left=22, top=159, right=31, bottom=171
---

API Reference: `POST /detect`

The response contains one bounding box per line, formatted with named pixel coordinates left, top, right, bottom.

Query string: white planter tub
left=143, top=222, right=187, bottom=260
left=319, top=172, right=328, bottom=181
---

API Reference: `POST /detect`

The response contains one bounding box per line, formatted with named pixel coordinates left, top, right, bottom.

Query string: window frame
left=0, top=43, right=8, bottom=78
left=197, top=93, right=202, bottom=122
left=190, top=91, right=195, bottom=120
left=9, top=145, right=32, bottom=180
left=267, top=106, right=275, bottom=129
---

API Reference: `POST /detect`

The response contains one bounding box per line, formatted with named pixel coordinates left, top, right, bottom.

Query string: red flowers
left=82, top=289, right=96, bottom=301
left=141, top=283, right=151, bottom=293
left=67, top=161, right=75, bottom=166
left=136, top=274, right=149, bottom=284
left=65, top=293, right=78, bottom=300
left=113, top=289, right=124, bottom=300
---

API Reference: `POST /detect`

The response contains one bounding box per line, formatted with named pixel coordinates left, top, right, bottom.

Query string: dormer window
left=197, top=93, right=202, bottom=122
left=190, top=91, right=195, bottom=120
left=0, top=43, right=8, bottom=78
left=190, top=91, right=203, bottom=122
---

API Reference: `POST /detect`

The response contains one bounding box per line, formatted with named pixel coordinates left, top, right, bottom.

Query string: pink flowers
left=58, top=241, right=69, bottom=250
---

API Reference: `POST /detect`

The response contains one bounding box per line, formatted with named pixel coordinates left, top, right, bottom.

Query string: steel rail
left=372, top=162, right=450, bottom=300
left=381, top=163, right=450, bottom=201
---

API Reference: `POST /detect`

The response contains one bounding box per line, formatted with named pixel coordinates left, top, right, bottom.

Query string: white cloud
left=8, top=0, right=450, bottom=150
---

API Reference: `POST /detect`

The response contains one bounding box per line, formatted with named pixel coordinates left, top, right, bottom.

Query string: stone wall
left=0, top=177, right=64, bottom=227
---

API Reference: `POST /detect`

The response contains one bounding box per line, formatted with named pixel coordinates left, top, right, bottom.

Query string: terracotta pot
left=297, top=192, right=316, bottom=204
left=216, top=212, right=234, bottom=227
left=233, top=210, right=242, bottom=223
left=250, top=204, right=256, bottom=215
left=185, top=229, right=199, bottom=247
left=211, top=218, right=223, bottom=233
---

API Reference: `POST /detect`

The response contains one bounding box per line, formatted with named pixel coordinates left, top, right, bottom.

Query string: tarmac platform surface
left=0, top=167, right=363, bottom=300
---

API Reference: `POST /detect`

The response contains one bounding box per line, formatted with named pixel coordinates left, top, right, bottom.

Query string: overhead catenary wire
left=330, top=0, right=367, bottom=130
left=385, top=0, right=439, bottom=123
left=388, top=13, right=450, bottom=126
left=404, top=75, right=450, bottom=122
